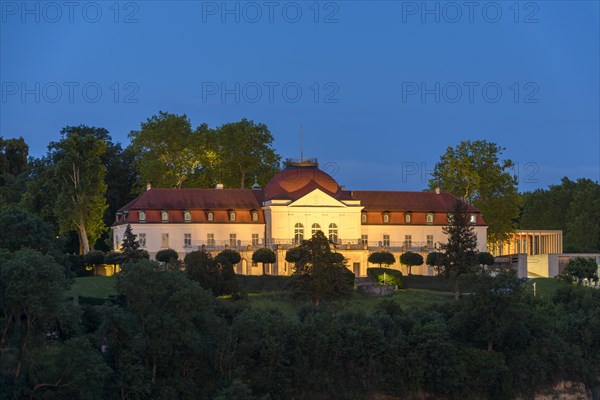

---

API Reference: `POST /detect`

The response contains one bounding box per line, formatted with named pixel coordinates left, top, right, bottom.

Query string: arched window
left=207, top=211, right=213, bottom=221
left=311, top=223, right=321, bottom=236
left=294, top=223, right=304, bottom=244
left=252, top=211, right=259, bottom=222
left=426, top=213, right=434, bottom=224
left=328, top=223, right=338, bottom=243
left=161, top=211, right=169, bottom=222
left=229, top=211, right=236, bottom=221
left=404, top=213, right=412, bottom=223
left=361, top=213, right=367, bottom=223
left=138, top=210, right=146, bottom=222
left=184, top=211, right=191, bottom=222
left=382, top=213, right=390, bottom=223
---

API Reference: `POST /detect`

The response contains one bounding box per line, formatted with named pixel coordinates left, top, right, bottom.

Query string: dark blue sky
left=1, top=1, right=599, bottom=192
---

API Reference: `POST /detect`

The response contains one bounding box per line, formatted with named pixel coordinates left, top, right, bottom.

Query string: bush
left=368, top=251, right=395, bottom=267
left=156, top=248, right=179, bottom=263
left=366, top=267, right=403, bottom=287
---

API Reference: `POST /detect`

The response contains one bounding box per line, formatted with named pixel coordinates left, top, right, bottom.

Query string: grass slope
left=67, top=276, right=116, bottom=299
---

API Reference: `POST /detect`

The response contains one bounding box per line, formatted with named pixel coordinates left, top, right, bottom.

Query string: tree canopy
left=368, top=251, right=396, bottom=267
left=400, top=251, right=424, bottom=275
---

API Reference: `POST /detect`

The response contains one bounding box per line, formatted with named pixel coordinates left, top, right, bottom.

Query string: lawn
left=528, top=277, right=563, bottom=298
left=67, top=276, right=116, bottom=299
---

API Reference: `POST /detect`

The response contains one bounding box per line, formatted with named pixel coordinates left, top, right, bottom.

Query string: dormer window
left=161, top=211, right=169, bottom=223
left=470, top=214, right=477, bottom=224
left=229, top=211, right=236, bottom=221
left=138, top=211, right=146, bottom=222
left=447, top=213, right=454, bottom=224
left=361, top=212, right=367, bottom=223
left=251, top=211, right=259, bottom=222
left=382, top=212, right=390, bottom=223
left=426, top=213, right=434, bottom=225
left=184, top=211, right=191, bottom=223
left=207, top=211, right=214, bottom=221
left=404, top=212, right=412, bottom=224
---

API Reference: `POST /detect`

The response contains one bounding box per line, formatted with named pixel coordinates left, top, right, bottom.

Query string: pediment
left=289, top=188, right=346, bottom=207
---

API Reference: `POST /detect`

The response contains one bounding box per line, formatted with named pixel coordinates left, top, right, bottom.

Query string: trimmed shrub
left=366, top=267, right=403, bottom=287
left=156, top=248, right=179, bottom=263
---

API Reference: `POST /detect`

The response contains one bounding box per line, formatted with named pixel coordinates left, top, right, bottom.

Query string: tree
left=0, top=136, right=28, bottom=175
left=288, top=231, right=353, bottom=306
left=252, top=248, right=276, bottom=275
left=400, top=251, right=424, bottom=275
left=217, top=249, right=242, bottom=265
left=83, top=250, right=105, bottom=275
left=0, top=207, right=56, bottom=253
left=128, top=111, right=207, bottom=189
left=478, top=252, right=495, bottom=268
left=0, top=249, right=68, bottom=378
left=105, top=250, right=127, bottom=275
left=429, top=140, right=520, bottom=242
left=442, top=200, right=480, bottom=299
left=561, top=257, right=598, bottom=285
left=209, top=118, right=281, bottom=188
left=120, top=224, right=148, bottom=262
left=426, top=252, right=448, bottom=275
left=185, top=250, right=239, bottom=296
left=155, top=248, right=179, bottom=263
left=368, top=251, right=395, bottom=267
left=50, top=126, right=108, bottom=254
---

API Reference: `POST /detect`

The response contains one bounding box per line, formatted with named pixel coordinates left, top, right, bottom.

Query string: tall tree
left=128, top=111, right=207, bottom=190
left=0, top=136, right=28, bottom=175
left=209, top=118, right=281, bottom=188
left=50, top=126, right=108, bottom=254
left=429, top=140, right=520, bottom=242
left=441, top=200, right=480, bottom=299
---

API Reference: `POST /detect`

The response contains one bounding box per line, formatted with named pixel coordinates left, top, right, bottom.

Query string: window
left=138, top=210, right=146, bottom=222
left=447, top=213, right=454, bottom=224
left=229, top=233, right=237, bottom=247
left=360, top=234, right=368, bottom=245
left=207, top=212, right=214, bottom=221
left=207, top=233, right=215, bottom=246
left=161, top=211, right=169, bottom=223
left=252, top=211, right=259, bottom=222
left=161, top=233, right=169, bottom=248
left=138, top=233, right=146, bottom=248
left=404, top=213, right=412, bottom=223
left=427, top=235, right=434, bottom=248
left=184, top=211, right=191, bottom=222
left=252, top=233, right=259, bottom=246
left=184, top=233, right=191, bottom=247
left=294, top=223, right=304, bottom=244
left=382, top=213, right=390, bottom=223
left=426, top=213, right=434, bottom=225
left=404, top=235, right=412, bottom=249
left=328, top=223, right=338, bottom=243
left=229, top=211, right=236, bottom=221
left=311, top=223, right=321, bottom=236
left=361, top=213, right=367, bottom=223
left=470, top=214, right=477, bottom=224
left=383, top=234, right=390, bottom=247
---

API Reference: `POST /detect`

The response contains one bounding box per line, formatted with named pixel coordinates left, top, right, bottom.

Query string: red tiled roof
left=118, top=188, right=264, bottom=211
left=351, top=191, right=480, bottom=212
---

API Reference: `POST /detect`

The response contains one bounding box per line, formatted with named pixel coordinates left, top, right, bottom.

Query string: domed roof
left=264, top=161, right=340, bottom=201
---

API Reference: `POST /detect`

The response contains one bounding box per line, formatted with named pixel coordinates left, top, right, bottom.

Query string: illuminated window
left=311, top=223, right=321, bottom=236
left=382, top=213, right=390, bottom=223
left=161, top=233, right=169, bottom=248
left=447, top=213, right=454, bottom=224
left=360, top=234, right=368, bottom=245
left=229, top=233, right=237, bottom=247
left=138, top=210, right=146, bottom=222
left=252, top=233, right=259, bottom=246
left=252, top=211, right=259, bottom=221
left=229, top=211, right=236, bottom=221
left=161, top=211, right=169, bottom=223
left=139, top=233, right=146, bottom=248
left=470, top=214, right=477, bottom=224
left=184, top=233, right=192, bottom=247
left=404, top=213, right=412, bottom=223
left=426, top=213, right=434, bottom=224
left=361, top=213, right=367, bottom=223
left=207, top=233, right=215, bottom=246
left=404, top=235, right=412, bottom=249
left=207, top=211, right=213, bottom=221
left=184, top=211, right=191, bottom=222
left=383, top=234, right=390, bottom=247
left=294, top=223, right=304, bottom=244
left=328, top=223, right=338, bottom=243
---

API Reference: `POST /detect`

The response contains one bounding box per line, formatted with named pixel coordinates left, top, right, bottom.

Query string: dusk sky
left=1, top=1, right=598, bottom=192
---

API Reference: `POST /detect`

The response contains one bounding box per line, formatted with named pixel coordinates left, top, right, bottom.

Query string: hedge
left=366, top=268, right=403, bottom=288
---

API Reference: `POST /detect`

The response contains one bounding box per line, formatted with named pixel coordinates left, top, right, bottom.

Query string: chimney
left=215, top=183, right=224, bottom=189
left=146, top=183, right=152, bottom=191
left=435, top=187, right=440, bottom=195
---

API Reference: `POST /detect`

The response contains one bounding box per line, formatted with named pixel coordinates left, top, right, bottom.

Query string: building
left=112, top=159, right=488, bottom=277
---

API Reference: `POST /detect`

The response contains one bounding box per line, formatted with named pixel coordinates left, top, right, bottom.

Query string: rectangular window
left=138, top=233, right=146, bottom=248
left=229, top=234, right=237, bottom=247
left=383, top=234, right=390, bottom=247
left=184, top=233, right=192, bottom=247
left=207, top=233, right=215, bottom=246
left=353, top=262, right=361, bottom=276
left=360, top=234, right=368, bottom=245
left=161, top=233, right=169, bottom=248
left=427, top=235, right=434, bottom=248
left=404, top=235, right=412, bottom=249
left=252, top=233, right=259, bottom=246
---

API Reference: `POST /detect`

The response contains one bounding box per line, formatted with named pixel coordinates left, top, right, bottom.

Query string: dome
left=264, top=161, right=340, bottom=201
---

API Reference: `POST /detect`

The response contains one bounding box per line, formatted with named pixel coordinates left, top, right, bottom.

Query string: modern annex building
left=112, top=159, right=488, bottom=277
